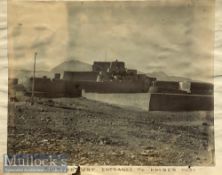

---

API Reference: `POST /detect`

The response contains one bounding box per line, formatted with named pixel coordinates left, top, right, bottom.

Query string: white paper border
left=0, top=0, right=222, bottom=174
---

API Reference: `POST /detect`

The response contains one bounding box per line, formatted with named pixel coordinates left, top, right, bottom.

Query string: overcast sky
left=8, top=0, right=214, bottom=82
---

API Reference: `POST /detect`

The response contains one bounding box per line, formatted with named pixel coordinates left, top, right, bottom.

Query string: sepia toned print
left=7, top=0, right=215, bottom=167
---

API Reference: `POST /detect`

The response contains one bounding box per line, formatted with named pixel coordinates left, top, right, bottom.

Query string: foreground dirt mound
left=8, top=97, right=214, bottom=166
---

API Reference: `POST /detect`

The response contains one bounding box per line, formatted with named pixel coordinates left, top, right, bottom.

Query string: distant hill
left=146, top=71, right=191, bottom=82
left=9, top=69, right=53, bottom=83
left=51, top=59, right=92, bottom=74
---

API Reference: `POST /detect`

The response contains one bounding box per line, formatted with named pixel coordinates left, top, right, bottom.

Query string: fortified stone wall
left=63, top=71, right=98, bottom=81
left=190, top=82, right=213, bottom=95
left=77, top=80, right=151, bottom=93
left=28, top=78, right=81, bottom=98
left=149, top=93, right=213, bottom=111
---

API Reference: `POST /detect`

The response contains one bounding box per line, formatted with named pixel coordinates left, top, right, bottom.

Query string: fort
left=58, top=60, right=155, bottom=93
left=9, top=60, right=214, bottom=111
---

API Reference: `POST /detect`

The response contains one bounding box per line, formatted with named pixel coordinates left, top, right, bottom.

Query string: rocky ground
left=7, top=97, right=214, bottom=166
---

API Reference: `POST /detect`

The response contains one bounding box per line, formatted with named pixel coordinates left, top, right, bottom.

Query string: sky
left=8, top=0, right=215, bottom=82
